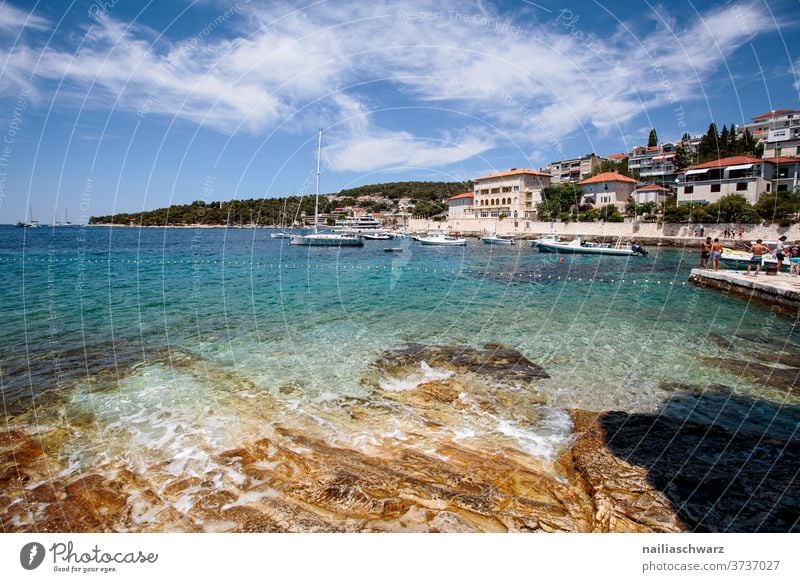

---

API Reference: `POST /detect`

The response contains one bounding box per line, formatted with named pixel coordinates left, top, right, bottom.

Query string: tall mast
left=314, top=128, right=322, bottom=234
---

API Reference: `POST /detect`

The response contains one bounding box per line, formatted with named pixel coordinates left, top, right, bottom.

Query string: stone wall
left=410, top=217, right=800, bottom=242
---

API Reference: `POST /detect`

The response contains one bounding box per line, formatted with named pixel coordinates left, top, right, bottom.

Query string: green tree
left=648, top=128, right=659, bottom=147
left=755, top=188, right=800, bottom=225
left=719, top=125, right=729, bottom=157
left=698, top=123, right=719, bottom=163
left=673, top=145, right=693, bottom=171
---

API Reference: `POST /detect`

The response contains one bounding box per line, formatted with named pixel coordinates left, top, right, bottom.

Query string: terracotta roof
left=447, top=192, right=474, bottom=201
left=683, top=156, right=764, bottom=171
left=605, top=153, right=627, bottom=161
left=634, top=184, right=671, bottom=192
left=475, top=168, right=551, bottom=180
left=680, top=156, right=800, bottom=173
left=578, top=171, right=638, bottom=185
left=752, top=109, right=800, bottom=120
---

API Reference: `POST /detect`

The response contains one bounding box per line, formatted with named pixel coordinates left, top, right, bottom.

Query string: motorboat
left=719, top=248, right=777, bottom=268
left=535, top=238, right=647, bottom=256
left=362, top=232, right=393, bottom=240
left=530, top=235, right=559, bottom=247
left=334, top=214, right=383, bottom=230
left=419, top=233, right=467, bottom=246
left=270, top=230, right=293, bottom=239
left=480, top=234, right=514, bottom=245
left=289, top=130, right=364, bottom=248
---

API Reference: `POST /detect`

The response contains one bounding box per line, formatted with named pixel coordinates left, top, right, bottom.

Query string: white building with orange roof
left=446, top=192, right=474, bottom=220
left=578, top=171, right=637, bottom=211
left=472, top=168, right=550, bottom=219
left=676, top=156, right=800, bottom=205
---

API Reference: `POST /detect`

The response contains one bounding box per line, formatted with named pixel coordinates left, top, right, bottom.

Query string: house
left=632, top=184, right=671, bottom=205
left=675, top=156, right=800, bottom=205
left=543, top=154, right=604, bottom=184
left=578, top=172, right=637, bottom=211
left=446, top=192, right=474, bottom=220
left=627, top=143, right=680, bottom=181
left=472, top=168, right=550, bottom=219
left=742, top=109, right=800, bottom=158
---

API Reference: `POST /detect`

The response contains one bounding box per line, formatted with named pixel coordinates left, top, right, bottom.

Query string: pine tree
left=698, top=123, right=719, bottom=163
left=674, top=145, right=692, bottom=171
left=728, top=124, right=738, bottom=156
left=719, top=125, right=729, bottom=157
left=648, top=128, right=659, bottom=147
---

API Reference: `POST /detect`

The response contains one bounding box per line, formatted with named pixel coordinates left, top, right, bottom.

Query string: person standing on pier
left=775, top=235, right=787, bottom=272
left=711, top=238, right=723, bottom=271
left=699, top=237, right=712, bottom=269
left=746, top=239, right=769, bottom=276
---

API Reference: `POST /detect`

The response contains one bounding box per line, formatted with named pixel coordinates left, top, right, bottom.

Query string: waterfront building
left=578, top=171, right=637, bottom=211
left=675, top=156, right=800, bottom=205
left=446, top=192, right=474, bottom=220
left=632, top=184, right=672, bottom=205
left=742, top=109, right=800, bottom=158
left=543, top=154, right=604, bottom=184
left=472, top=168, right=551, bottom=219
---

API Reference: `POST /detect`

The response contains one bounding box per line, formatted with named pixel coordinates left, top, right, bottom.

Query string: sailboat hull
left=289, top=234, right=364, bottom=246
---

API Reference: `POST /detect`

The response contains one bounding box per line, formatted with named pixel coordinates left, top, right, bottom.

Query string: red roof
left=605, top=153, right=627, bottom=161
left=447, top=192, right=474, bottom=201
left=634, top=184, right=671, bottom=192
left=751, top=109, right=800, bottom=120
left=579, top=171, right=637, bottom=185
left=475, top=168, right=550, bottom=180
left=683, top=156, right=800, bottom=171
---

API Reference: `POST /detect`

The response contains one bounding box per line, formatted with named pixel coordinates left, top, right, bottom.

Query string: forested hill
left=88, top=181, right=472, bottom=226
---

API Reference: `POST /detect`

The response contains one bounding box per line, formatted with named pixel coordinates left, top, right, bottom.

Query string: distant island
left=88, top=181, right=472, bottom=227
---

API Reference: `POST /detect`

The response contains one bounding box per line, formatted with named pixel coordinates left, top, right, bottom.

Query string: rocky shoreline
left=1, top=343, right=797, bottom=533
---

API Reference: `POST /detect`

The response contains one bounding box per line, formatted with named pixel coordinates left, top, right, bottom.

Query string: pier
left=688, top=268, right=800, bottom=316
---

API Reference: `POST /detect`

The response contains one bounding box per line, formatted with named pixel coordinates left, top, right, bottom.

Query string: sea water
left=1, top=225, right=797, bottom=530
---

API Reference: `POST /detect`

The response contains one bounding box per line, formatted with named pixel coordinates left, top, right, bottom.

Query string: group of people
left=721, top=227, right=744, bottom=239
left=699, top=235, right=800, bottom=276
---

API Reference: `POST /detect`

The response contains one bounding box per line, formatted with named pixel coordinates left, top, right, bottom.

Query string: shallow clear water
left=1, top=225, right=797, bottom=525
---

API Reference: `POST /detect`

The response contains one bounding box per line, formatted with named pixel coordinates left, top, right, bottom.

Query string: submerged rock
left=374, top=343, right=549, bottom=384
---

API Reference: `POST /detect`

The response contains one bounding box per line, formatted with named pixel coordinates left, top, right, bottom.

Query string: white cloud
left=0, top=0, right=779, bottom=168
left=0, top=3, right=49, bottom=33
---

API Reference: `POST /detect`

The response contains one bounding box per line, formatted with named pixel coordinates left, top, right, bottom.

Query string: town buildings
left=543, top=154, right=604, bottom=184
left=743, top=109, right=800, bottom=158
left=675, top=156, right=800, bottom=205
left=472, top=168, right=551, bottom=219
left=578, top=172, right=637, bottom=211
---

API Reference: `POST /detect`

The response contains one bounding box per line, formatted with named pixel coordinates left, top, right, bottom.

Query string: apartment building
left=472, top=168, right=551, bottom=219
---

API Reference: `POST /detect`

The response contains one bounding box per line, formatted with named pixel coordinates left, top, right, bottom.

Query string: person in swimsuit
left=699, top=237, right=712, bottom=269
left=747, top=239, right=769, bottom=276
left=710, top=238, right=723, bottom=271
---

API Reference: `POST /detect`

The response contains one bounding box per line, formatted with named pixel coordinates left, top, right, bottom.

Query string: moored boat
left=419, top=233, right=467, bottom=246
left=535, top=238, right=647, bottom=256
left=480, top=234, right=514, bottom=245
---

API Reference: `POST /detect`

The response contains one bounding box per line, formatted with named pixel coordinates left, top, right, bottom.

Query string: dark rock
left=374, top=343, right=549, bottom=383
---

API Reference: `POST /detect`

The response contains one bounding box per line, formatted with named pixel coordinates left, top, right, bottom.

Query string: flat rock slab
left=374, top=343, right=550, bottom=384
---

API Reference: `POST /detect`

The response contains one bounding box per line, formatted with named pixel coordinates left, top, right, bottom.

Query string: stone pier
left=688, top=268, right=800, bottom=317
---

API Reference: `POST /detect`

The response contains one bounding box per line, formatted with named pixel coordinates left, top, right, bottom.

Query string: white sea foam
left=495, top=407, right=573, bottom=463
left=379, top=361, right=453, bottom=392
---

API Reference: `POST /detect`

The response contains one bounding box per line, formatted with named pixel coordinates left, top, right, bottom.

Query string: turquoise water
left=1, top=225, right=798, bottom=473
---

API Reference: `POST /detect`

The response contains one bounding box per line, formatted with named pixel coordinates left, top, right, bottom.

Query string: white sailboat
left=290, top=129, right=363, bottom=247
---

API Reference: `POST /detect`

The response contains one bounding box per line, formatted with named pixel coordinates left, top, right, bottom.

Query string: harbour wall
left=409, top=218, right=800, bottom=244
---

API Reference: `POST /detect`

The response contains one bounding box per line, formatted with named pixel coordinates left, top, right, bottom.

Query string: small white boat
left=270, top=231, right=293, bottom=239
left=480, top=234, right=514, bottom=245
left=419, top=233, right=467, bottom=246
left=536, top=238, right=647, bottom=256
left=362, top=232, right=393, bottom=240
left=531, top=235, right=559, bottom=247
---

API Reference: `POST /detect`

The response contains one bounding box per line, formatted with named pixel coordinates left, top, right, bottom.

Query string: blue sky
left=0, top=0, right=798, bottom=222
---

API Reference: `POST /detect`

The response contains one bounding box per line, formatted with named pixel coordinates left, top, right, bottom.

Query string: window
left=502, top=186, right=511, bottom=193
left=710, top=184, right=721, bottom=193
left=684, top=186, right=694, bottom=194
left=736, top=182, right=748, bottom=191
left=513, top=185, right=519, bottom=191
left=777, top=184, right=788, bottom=192
left=766, top=183, right=771, bottom=192
left=604, top=184, right=609, bottom=191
